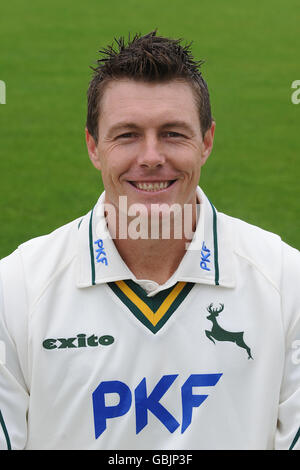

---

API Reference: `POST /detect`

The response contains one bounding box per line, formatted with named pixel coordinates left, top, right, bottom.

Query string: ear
left=85, top=128, right=102, bottom=171
left=200, top=121, right=216, bottom=167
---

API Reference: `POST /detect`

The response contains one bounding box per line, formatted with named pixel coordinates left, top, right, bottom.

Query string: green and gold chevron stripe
left=108, top=279, right=194, bottom=333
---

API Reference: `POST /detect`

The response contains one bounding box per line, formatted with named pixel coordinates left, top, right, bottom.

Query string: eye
left=164, top=131, right=184, bottom=138
left=117, top=132, right=137, bottom=139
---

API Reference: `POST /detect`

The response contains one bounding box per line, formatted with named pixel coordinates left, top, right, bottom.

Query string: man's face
left=86, top=79, right=215, bottom=213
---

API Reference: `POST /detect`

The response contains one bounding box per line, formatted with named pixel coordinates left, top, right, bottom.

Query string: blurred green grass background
left=0, top=0, right=299, bottom=258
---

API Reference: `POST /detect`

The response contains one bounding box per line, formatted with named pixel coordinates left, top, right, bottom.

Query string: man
left=0, top=31, right=299, bottom=450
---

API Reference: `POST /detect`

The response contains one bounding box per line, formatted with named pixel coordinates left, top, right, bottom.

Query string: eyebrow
left=106, top=120, right=195, bottom=137
left=161, top=121, right=194, bottom=133
left=106, top=122, right=140, bottom=137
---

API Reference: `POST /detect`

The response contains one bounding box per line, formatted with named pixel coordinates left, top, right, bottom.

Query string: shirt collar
left=76, top=186, right=236, bottom=289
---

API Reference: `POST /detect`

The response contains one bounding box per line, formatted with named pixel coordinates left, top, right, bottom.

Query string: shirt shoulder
left=0, top=216, right=84, bottom=308
left=218, top=212, right=299, bottom=292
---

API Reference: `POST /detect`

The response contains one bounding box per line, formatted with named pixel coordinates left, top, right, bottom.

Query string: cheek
left=166, top=141, right=202, bottom=162
left=100, top=154, right=131, bottom=185
left=173, top=151, right=202, bottom=175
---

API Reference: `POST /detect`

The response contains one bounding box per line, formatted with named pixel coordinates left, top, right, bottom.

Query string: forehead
left=99, top=79, right=200, bottom=129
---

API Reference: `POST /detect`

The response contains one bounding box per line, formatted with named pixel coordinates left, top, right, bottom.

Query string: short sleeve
left=275, top=243, right=300, bottom=450
left=0, top=254, right=29, bottom=450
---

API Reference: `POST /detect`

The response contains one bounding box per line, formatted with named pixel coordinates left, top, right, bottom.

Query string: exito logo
left=42, top=333, right=115, bottom=350
left=0, top=80, right=6, bottom=104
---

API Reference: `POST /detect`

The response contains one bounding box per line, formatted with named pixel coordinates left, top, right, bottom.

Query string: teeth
left=134, top=181, right=171, bottom=191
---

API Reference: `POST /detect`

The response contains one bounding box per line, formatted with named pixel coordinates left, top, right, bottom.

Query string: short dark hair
left=86, top=30, right=213, bottom=142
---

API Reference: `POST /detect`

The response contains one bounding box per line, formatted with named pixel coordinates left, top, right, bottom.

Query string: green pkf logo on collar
left=43, top=333, right=114, bottom=350
left=205, top=303, right=253, bottom=360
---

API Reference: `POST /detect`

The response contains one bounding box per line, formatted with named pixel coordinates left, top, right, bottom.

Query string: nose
left=137, top=135, right=165, bottom=168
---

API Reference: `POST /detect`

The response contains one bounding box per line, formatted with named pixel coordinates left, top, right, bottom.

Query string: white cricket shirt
left=0, top=187, right=299, bottom=450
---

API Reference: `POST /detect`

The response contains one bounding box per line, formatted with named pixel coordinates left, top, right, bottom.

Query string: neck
left=114, top=237, right=187, bottom=284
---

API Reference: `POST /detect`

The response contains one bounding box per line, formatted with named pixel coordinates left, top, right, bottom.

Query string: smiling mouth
left=129, top=180, right=176, bottom=192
